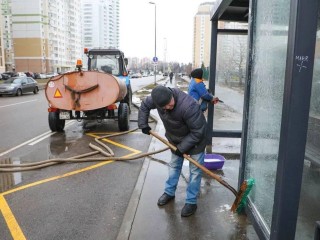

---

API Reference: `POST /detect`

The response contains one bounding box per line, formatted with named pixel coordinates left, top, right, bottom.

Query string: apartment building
left=107, top=0, right=119, bottom=49
left=82, top=0, right=119, bottom=50
left=1, top=0, right=119, bottom=73
left=0, top=23, right=4, bottom=73
left=48, top=0, right=82, bottom=73
left=4, top=0, right=82, bottom=73
left=10, top=0, right=50, bottom=73
left=192, top=2, right=215, bottom=68
left=1, top=0, right=12, bottom=71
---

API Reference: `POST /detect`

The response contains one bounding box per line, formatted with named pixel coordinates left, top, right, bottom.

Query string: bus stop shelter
left=207, top=0, right=320, bottom=239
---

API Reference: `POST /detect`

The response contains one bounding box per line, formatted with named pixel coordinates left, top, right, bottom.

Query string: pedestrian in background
left=169, top=72, right=174, bottom=84
left=188, top=68, right=219, bottom=112
left=138, top=85, right=207, bottom=217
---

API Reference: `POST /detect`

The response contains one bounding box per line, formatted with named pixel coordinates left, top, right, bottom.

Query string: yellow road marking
left=2, top=160, right=114, bottom=196
left=0, top=195, right=26, bottom=240
left=0, top=134, right=143, bottom=239
left=88, top=131, right=141, bottom=134
left=87, top=133, right=141, bottom=154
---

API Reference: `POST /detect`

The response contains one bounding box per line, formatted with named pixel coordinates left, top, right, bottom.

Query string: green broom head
left=236, top=178, right=255, bottom=213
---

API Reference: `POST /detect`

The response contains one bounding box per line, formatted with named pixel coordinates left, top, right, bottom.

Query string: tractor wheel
left=124, top=85, right=133, bottom=113
left=49, top=111, right=65, bottom=132
left=118, top=103, right=129, bottom=131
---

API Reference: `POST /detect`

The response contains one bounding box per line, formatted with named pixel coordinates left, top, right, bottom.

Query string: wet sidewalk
left=117, top=77, right=259, bottom=240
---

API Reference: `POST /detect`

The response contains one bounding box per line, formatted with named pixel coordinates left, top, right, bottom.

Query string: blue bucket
left=204, top=153, right=225, bottom=170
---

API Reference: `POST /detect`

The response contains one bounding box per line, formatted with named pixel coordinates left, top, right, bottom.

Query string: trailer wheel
left=49, top=111, right=65, bottom=132
left=118, top=103, right=129, bottom=131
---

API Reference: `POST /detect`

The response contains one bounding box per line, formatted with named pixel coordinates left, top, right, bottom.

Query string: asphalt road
left=0, top=76, right=160, bottom=240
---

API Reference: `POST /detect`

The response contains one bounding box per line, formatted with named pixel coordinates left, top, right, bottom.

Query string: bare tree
left=217, top=34, right=247, bottom=88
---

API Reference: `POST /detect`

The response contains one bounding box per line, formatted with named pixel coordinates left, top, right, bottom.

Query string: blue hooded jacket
left=188, top=78, right=214, bottom=111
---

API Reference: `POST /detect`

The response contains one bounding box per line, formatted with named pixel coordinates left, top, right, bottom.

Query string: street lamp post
left=149, top=1, right=157, bottom=85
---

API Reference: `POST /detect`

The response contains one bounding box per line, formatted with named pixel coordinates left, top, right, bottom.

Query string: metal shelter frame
left=208, top=0, right=319, bottom=239
left=206, top=0, right=249, bottom=153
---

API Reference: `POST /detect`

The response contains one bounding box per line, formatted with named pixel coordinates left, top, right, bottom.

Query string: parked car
left=3, top=72, right=18, bottom=77
left=16, top=72, right=26, bottom=77
left=39, top=73, right=47, bottom=79
left=1, top=73, right=10, bottom=80
left=131, top=73, right=142, bottom=78
left=25, top=71, right=35, bottom=78
left=0, top=76, right=39, bottom=96
left=45, top=72, right=58, bottom=78
left=33, top=72, right=41, bottom=79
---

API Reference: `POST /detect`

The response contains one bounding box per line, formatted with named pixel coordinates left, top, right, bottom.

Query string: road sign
left=153, top=56, right=158, bottom=63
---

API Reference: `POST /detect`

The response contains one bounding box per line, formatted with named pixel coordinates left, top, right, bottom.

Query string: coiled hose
left=0, top=127, right=169, bottom=172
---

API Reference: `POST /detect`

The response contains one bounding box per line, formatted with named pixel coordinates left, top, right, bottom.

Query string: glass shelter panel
left=244, top=0, right=290, bottom=232
left=295, top=13, right=320, bottom=240
left=216, top=33, right=247, bottom=94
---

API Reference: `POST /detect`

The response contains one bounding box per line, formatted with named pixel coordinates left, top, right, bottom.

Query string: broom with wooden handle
left=149, top=130, right=254, bottom=213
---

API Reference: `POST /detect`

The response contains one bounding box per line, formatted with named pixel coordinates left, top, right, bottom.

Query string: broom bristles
left=231, top=178, right=255, bottom=213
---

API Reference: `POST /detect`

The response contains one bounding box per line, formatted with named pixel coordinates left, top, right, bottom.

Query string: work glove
left=174, top=148, right=184, bottom=158
left=141, top=126, right=151, bottom=135
left=212, top=97, right=220, bottom=104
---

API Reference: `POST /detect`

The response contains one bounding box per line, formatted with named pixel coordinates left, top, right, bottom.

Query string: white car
left=45, top=72, right=59, bottom=78
left=16, top=72, right=27, bottom=77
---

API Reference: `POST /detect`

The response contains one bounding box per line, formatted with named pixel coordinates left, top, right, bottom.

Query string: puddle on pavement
left=49, top=125, right=84, bottom=157
left=0, top=125, right=87, bottom=193
left=0, top=158, right=23, bottom=192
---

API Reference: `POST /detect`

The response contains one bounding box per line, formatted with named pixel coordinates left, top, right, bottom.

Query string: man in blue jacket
left=138, top=85, right=207, bottom=217
left=188, top=68, right=219, bottom=111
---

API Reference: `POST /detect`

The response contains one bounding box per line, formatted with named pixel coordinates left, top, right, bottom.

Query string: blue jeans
left=164, top=151, right=205, bottom=204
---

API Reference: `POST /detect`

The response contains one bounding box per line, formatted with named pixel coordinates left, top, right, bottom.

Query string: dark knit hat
left=191, top=68, right=203, bottom=79
left=151, top=86, right=173, bottom=107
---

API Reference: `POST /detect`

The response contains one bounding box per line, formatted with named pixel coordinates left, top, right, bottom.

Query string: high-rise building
left=108, top=0, right=119, bottom=49
left=48, top=0, right=83, bottom=73
left=82, top=0, right=119, bottom=50
left=193, top=2, right=215, bottom=68
left=10, top=0, right=50, bottom=73
left=2, top=0, right=118, bottom=73
left=1, top=0, right=13, bottom=71
left=0, top=10, right=5, bottom=72
left=7, top=0, right=82, bottom=73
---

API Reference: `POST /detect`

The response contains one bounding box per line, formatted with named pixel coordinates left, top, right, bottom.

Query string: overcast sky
left=120, top=0, right=209, bottom=64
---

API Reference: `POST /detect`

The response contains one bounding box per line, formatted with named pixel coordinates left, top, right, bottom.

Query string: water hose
left=0, top=128, right=169, bottom=172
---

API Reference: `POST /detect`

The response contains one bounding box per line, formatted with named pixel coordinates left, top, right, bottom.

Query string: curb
left=116, top=121, right=160, bottom=240
left=116, top=86, right=160, bottom=240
